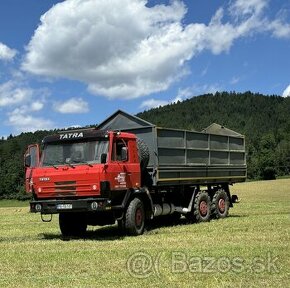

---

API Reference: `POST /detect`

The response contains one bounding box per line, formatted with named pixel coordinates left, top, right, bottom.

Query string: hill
left=1, top=91, right=290, bottom=199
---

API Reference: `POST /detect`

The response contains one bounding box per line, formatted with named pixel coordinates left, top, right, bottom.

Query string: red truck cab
left=25, top=129, right=146, bottom=236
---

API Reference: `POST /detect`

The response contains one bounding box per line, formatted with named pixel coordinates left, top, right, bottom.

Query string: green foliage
left=0, top=130, right=53, bottom=200
left=1, top=91, right=290, bottom=199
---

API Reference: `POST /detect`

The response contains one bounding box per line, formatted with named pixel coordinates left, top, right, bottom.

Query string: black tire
left=137, top=138, right=149, bottom=170
left=59, top=213, right=87, bottom=237
left=211, top=189, right=230, bottom=219
left=125, top=198, right=145, bottom=236
left=187, top=191, right=211, bottom=223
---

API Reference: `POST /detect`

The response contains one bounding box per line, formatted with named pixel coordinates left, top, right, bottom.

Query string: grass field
left=0, top=179, right=289, bottom=287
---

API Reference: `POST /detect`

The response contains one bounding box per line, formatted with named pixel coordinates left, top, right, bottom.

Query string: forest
left=1, top=91, right=290, bottom=199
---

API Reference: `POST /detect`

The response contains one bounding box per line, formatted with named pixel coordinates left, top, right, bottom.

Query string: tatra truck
left=24, top=110, right=246, bottom=236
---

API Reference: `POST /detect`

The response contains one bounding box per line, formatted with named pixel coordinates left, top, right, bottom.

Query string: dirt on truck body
left=24, top=110, right=246, bottom=236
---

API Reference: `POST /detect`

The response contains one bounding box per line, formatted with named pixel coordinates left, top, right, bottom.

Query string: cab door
left=106, top=137, right=140, bottom=191
left=109, top=138, right=129, bottom=190
left=24, top=144, right=40, bottom=193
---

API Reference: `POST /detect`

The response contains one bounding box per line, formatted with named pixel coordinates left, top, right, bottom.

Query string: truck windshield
left=40, top=140, right=109, bottom=167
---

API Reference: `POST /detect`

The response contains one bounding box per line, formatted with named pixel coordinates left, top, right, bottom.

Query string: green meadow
left=0, top=179, right=289, bottom=287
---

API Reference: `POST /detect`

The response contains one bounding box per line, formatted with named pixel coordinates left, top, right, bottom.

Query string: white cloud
left=172, top=87, right=194, bottom=103
left=201, top=64, right=209, bottom=77
left=0, top=42, right=17, bottom=61
left=140, top=84, right=221, bottom=109
left=140, top=87, right=192, bottom=110
left=229, top=0, right=268, bottom=17
left=53, top=97, right=89, bottom=114
left=0, top=81, right=32, bottom=107
left=268, top=19, right=290, bottom=38
left=7, top=108, right=54, bottom=133
left=22, top=0, right=290, bottom=100
left=282, top=85, right=290, bottom=97
left=0, top=78, right=51, bottom=133
left=140, top=98, right=169, bottom=109
left=230, top=76, right=240, bottom=85
left=31, top=101, right=44, bottom=111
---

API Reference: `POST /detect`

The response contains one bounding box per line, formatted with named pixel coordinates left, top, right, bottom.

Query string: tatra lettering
left=59, top=132, right=84, bottom=140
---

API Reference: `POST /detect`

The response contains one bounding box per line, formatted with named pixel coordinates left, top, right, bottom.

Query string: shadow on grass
left=40, top=214, right=247, bottom=241
left=145, top=216, right=189, bottom=233
left=41, top=225, right=125, bottom=241
left=41, top=217, right=189, bottom=241
left=227, top=214, right=247, bottom=218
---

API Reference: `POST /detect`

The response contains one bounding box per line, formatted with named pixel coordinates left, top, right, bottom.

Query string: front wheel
left=59, top=213, right=87, bottom=237
left=125, top=198, right=145, bottom=236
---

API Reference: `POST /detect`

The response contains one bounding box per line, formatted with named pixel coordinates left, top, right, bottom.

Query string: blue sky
left=0, top=0, right=290, bottom=137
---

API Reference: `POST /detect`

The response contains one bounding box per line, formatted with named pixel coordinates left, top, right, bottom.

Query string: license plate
left=57, top=204, right=72, bottom=210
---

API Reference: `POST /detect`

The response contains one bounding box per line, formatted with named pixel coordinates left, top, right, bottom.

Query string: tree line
left=1, top=91, right=289, bottom=199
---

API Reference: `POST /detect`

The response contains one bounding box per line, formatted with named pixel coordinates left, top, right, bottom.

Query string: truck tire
left=59, top=213, right=87, bottom=237
left=137, top=138, right=149, bottom=170
left=125, top=198, right=145, bottom=236
left=187, top=191, right=211, bottom=223
left=211, top=189, right=229, bottom=219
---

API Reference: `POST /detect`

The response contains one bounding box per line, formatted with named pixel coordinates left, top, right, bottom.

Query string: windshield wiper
left=43, top=161, right=59, bottom=169
left=71, top=160, right=93, bottom=167
left=84, top=162, right=93, bottom=167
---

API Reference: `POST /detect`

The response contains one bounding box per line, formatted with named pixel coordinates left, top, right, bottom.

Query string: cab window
left=112, top=139, right=128, bottom=161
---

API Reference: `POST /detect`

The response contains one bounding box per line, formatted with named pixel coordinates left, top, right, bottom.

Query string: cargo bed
left=98, top=110, right=246, bottom=186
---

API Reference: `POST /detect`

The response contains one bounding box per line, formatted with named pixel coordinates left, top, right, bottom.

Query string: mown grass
left=0, top=179, right=289, bottom=287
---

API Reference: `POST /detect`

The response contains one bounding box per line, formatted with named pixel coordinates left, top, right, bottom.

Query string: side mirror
left=24, top=154, right=31, bottom=167
left=100, top=153, right=107, bottom=164
left=121, top=147, right=128, bottom=161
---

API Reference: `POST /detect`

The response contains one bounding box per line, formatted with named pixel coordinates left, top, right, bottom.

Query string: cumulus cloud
left=22, top=0, right=290, bottom=99
left=268, top=19, right=290, bottom=38
left=282, top=85, right=290, bottom=97
left=7, top=108, right=54, bottom=133
left=140, top=98, right=169, bottom=109
left=0, top=42, right=17, bottom=61
left=0, top=78, right=51, bottom=133
left=140, top=84, right=220, bottom=109
left=53, top=97, right=89, bottom=114
left=229, top=0, right=268, bottom=17
left=230, top=76, right=240, bottom=85
left=31, top=101, right=44, bottom=111
left=0, top=81, right=32, bottom=107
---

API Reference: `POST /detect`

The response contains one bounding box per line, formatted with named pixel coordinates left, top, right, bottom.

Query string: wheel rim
left=135, top=208, right=143, bottom=228
left=199, top=200, right=208, bottom=216
left=218, top=198, right=225, bottom=213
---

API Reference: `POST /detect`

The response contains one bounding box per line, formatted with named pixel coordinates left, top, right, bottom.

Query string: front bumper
left=30, top=198, right=112, bottom=214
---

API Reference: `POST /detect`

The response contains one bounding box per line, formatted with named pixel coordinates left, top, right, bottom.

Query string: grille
left=54, top=181, right=76, bottom=194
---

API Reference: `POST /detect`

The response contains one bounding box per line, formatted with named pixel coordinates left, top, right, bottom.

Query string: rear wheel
left=211, top=189, right=230, bottom=219
left=59, top=213, right=87, bottom=237
left=125, top=198, right=145, bottom=236
left=187, top=191, right=211, bottom=222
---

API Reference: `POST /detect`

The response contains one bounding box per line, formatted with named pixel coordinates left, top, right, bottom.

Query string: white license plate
left=57, top=204, right=72, bottom=210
